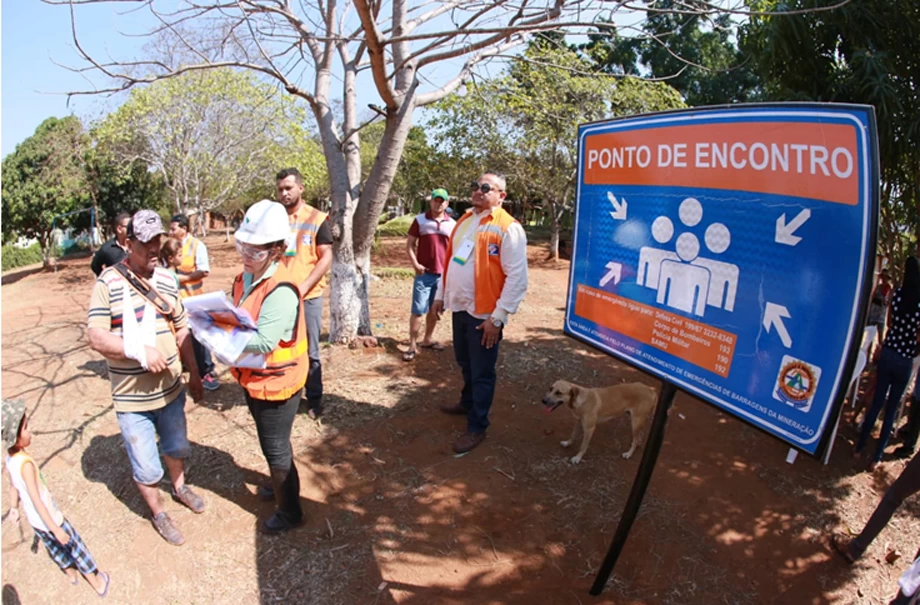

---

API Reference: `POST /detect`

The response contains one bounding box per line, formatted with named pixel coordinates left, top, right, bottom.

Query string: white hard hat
left=235, top=200, right=290, bottom=245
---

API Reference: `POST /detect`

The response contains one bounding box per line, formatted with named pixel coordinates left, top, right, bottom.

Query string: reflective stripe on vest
left=442, top=207, right=517, bottom=316
left=177, top=237, right=204, bottom=299
left=277, top=204, right=328, bottom=300
left=229, top=274, right=309, bottom=401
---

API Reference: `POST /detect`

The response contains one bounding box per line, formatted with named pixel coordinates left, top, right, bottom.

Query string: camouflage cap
left=128, top=210, right=166, bottom=243
left=1, top=399, right=26, bottom=451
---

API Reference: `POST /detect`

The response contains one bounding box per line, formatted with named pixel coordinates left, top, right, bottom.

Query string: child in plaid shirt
left=3, top=399, right=110, bottom=597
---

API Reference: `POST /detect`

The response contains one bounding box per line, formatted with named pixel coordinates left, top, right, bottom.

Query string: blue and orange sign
left=565, top=105, right=878, bottom=456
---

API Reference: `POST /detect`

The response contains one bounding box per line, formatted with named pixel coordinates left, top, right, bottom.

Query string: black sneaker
left=893, top=446, right=915, bottom=460
left=261, top=511, right=304, bottom=534
left=202, top=372, right=220, bottom=391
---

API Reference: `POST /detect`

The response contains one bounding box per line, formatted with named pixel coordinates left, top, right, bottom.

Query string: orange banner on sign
left=583, top=121, right=859, bottom=205
left=574, top=285, right=737, bottom=377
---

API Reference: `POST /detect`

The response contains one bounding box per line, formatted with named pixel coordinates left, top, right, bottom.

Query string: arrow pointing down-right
left=763, top=302, right=792, bottom=348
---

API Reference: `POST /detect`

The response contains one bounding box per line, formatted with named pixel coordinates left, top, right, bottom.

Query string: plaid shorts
left=33, top=518, right=98, bottom=575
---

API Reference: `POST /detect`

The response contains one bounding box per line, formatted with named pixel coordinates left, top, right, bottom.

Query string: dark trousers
left=900, top=378, right=920, bottom=452
left=191, top=334, right=214, bottom=377
left=858, top=346, right=913, bottom=462
left=246, top=392, right=302, bottom=520
left=303, top=297, right=323, bottom=406
left=851, top=451, right=920, bottom=558
left=452, top=311, right=502, bottom=434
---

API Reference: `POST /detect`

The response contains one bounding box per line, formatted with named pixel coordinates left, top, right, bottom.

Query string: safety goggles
left=235, top=241, right=271, bottom=262
left=471, top=181, right=502, bottom=194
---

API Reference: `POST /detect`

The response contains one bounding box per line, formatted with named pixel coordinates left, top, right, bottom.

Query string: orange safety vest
left=230, top=273, right=309, bottom=402
left=276, top=203, right=328, bottom=300
left=442, top=207, right=518, bottom=316
left=177, top=236, right=204, bottom=299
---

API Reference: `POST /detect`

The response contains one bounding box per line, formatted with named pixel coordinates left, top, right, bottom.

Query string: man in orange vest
left=432, top=172, right=529, bottom=453
left=274, top=168, right=333, bottom=419
left=168, top=214, right=220, bottom=391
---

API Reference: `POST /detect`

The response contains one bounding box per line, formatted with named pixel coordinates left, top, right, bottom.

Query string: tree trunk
left=326, top=91, right=417, bottom=343
left=549, top=218, right=560, bottom=261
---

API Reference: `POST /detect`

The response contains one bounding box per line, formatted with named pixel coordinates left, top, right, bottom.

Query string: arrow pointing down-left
left=600, top=262, right=622, bottom=287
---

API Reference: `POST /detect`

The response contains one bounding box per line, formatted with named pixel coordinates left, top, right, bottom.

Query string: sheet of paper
left=184, top=291, right=266, bottom=368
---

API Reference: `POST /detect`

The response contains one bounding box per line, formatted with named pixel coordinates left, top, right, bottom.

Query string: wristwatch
left=490, top=317, right=504, bottom=329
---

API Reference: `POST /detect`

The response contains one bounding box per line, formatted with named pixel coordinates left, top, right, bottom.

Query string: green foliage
left=373, top=267, right=415, bottom=280
left=427, top=39, right=684, bottom=256
left=1, top=243, right=44, bottom=272
left=376, top=214, right=414, bottom=236
left=1, top=116, right=88, bottom=262
left=359, top=123, right=454, bottom=207
left=740, top=0, right=920, bottom=268
left=581, top=3, right=759, bottom=106
left=96, top=69, right=326, bottom=216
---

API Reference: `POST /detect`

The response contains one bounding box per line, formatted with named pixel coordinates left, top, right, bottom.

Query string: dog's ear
left=568, top=384, right=579, bottom=408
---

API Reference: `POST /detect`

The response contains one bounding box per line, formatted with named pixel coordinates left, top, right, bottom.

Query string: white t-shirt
left=6, top=451, right=65, bottom=532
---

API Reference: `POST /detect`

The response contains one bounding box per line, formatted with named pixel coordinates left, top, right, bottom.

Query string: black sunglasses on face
left=471, top=181, right=502, bottom=194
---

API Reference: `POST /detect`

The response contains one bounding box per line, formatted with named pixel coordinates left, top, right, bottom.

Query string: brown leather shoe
left=439, top=402, right=468, bottom=416
left=453, top=431, right=486, bottom=454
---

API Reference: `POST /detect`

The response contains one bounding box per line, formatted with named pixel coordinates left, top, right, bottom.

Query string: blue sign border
left=564, top=103, right=879, bottom=458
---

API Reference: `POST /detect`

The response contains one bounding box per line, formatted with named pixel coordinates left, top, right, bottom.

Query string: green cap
left=430, top=188, right=449, bottom=201
left=2, top=399, right=26, bottom=450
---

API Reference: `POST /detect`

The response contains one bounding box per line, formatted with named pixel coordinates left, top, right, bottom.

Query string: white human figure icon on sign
left=637, top=197, right=741, bottom=318
left=657, top=232, right=711, bottom=316
left=637, top=216, right=679, bottom=288
left=692, top=222, right=740, bottom=311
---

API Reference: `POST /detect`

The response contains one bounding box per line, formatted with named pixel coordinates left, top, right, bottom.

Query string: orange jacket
left=276, top=203, right=328, bottom=300
left=177, top=236, right=203, bottom=299
left=442, top=207, right=518, bottom=316
left=230, top=274, right=308, bottom=402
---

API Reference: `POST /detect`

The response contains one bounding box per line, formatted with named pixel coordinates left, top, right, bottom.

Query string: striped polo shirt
left=88, top=266, right=188, bottom=412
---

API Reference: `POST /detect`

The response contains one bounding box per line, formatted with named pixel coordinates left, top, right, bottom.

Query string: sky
left=1, top=1, right=154, bottom=158
left=1, top=1, right=645, bottom=159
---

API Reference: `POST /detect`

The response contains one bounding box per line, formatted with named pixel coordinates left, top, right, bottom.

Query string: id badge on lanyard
left=452, top=239, right=475, bottom=265
left=284, top=224, right=297, bottom=257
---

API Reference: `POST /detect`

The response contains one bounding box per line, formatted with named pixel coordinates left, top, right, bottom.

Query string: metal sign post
left=565, top=104, right=879, bottom=594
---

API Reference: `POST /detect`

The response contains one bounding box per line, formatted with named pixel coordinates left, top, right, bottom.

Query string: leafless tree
left=46, top=0, right=851, bottom=342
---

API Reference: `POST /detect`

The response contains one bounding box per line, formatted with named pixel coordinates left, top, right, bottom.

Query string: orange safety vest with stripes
left=230, top=273, right=309, bottom=402
left=442, top=207, right=518, bottom=316
left=276, top=203, right=328, bottom=300
left=177, top=236, right=204, bottom=299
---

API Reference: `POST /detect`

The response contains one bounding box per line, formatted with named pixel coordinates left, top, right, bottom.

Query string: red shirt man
left=404, top=189, right=455, bottom=361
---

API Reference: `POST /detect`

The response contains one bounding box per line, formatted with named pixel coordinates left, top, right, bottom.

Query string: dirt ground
left=1, top=235, right=918, bottom=605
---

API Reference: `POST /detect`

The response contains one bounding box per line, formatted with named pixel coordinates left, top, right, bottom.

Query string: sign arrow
left=607, top=192, right=627, bottom=220
left=600, top=262, right=622, bottom=287
left=763, top=302, right=792, bottom=348
left=775, top=209, right=811, bottom=246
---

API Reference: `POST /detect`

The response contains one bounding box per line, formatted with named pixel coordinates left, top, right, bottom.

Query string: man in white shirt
left=432, top=172, right=528, bottom=453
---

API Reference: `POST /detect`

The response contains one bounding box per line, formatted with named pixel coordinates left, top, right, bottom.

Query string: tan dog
left=542, top=380, right=657, bottom=464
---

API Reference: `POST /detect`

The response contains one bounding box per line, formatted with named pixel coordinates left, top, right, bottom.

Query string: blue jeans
left=452, top=311, right=502, bottom=434
left=116, top=392, right=190, bottom=485
left=411, top=273, right=440, bottom=315
left=857, top=346, right=913, bottom=461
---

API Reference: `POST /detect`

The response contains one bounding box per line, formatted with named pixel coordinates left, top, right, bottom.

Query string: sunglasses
left=235, top=241, right=271, bottom=262
left=471, top=181, right=503, bottom=194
